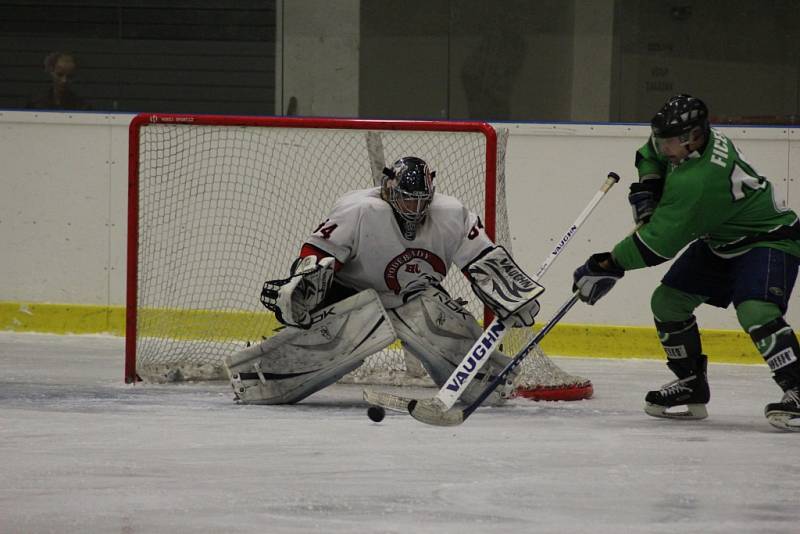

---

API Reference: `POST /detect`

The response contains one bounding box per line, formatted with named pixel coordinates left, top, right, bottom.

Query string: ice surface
left=1, top=332, right=798, bottom=534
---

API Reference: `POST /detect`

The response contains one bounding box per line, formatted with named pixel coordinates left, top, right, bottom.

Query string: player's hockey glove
left=572, top=252, right=624, bottom=305
left=628, top=179, right=663, bottom=224
left=260, top=255, right=335, bottom=329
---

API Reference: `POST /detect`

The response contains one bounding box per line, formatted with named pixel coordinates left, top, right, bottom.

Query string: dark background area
left=1, top=0, right=799, bottom=123
left=0, top=0, right=276, bottom=114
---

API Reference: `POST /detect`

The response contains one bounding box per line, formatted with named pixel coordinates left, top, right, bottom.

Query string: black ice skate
left=644, top=355, right=710, bottom=420
left=765, top=388, right=800, bottom=432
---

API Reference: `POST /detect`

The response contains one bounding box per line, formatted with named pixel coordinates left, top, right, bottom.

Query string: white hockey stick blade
left=362, top=388, right=415, bottom=412
left=407, top=398, right=464, bottom=426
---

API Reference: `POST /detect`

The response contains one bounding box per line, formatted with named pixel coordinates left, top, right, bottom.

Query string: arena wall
left=2, top=110, right=798, bottom=361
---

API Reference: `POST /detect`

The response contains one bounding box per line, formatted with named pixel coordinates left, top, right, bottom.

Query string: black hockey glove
left=572, top=252, right=624, bottom=305
left=628, top=179, right=663, bottom=224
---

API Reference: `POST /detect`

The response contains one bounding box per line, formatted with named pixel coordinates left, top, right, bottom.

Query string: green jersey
left=613, top=128, right=800, bottom=270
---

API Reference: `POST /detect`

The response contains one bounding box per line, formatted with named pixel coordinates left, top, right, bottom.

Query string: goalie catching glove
left=465, top=246, right=544, bottom=327
left=260, top=255, right=335, bottom=329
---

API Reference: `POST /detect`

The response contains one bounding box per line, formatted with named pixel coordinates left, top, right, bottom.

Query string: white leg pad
left=225, top=289, right=396, bottom=404
left=390, top=287, right=514, bottom=406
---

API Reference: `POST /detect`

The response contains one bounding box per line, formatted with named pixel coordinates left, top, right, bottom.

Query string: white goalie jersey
left=305, top=187, right=494, bottom=309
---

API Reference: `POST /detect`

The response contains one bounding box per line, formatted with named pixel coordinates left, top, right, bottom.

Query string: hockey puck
left=367, top=405, right=385, bottom=422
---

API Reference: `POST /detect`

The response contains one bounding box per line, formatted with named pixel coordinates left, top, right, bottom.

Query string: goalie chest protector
left=305, top=188, right=493, bottom=309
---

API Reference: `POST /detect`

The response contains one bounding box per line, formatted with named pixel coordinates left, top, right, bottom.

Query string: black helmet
left=381, top=156, right=436, bottom=240
left=651, top=94, right=709, bottom=138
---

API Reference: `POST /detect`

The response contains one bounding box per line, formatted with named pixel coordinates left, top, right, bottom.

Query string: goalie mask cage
left=125, top=113, right=592, bottom=401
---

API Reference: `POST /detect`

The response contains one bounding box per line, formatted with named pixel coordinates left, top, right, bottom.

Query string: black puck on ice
left=367, top=405, right=385, bottom=422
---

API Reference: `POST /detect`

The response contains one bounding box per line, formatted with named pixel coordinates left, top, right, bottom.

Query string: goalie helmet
left=381, top=156, right=436, bottom=240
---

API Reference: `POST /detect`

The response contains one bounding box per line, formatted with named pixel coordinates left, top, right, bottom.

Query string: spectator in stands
left=26, top=52, right=92, bottom=110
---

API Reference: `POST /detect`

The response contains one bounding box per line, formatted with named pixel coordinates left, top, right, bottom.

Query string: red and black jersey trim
left=299, top=242, right=342, bottom=271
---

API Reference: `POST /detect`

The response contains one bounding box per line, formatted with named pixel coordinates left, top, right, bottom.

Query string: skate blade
left=644, top=402, right=708, bottom=420
left=765, top=411, right=800, bottom=432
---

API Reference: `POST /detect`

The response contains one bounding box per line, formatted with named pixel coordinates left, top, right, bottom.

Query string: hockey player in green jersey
left=572, top=94, right=800, bottom=431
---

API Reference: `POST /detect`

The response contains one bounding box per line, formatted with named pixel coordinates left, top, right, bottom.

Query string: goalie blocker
left=465, top=246, right=544, bottom=328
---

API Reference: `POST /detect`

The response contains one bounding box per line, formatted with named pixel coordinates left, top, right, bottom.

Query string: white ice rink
left=1, top=332, right=798, bottom=534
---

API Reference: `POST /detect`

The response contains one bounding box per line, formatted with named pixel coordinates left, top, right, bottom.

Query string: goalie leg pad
left=389, top=286, right=515, bottom=406
left=225, top=289, right=396, bottom=404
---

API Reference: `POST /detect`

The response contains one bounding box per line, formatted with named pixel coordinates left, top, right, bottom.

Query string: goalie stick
left=407, top=291, right=581, bottom=426
left=364, top=171, right=620, bottom=413
left=363, top=293, right=582, bottom=423
left=408, top=220, right=647, bottom=426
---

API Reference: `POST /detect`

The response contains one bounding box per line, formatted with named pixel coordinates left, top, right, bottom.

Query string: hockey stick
left=430, top=171, right=619, bottom=409
left=364, top=171, right=619, bottom=412
left=407, top=291, right=581, bottom=426
left=409, top=220, right=645, bottom=426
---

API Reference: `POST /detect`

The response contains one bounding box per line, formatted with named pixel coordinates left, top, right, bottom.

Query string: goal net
left=125, top=114, right=592, bottom=401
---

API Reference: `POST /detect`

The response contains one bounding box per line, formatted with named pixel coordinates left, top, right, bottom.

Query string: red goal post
left=125, top=113, right=591, bottom=400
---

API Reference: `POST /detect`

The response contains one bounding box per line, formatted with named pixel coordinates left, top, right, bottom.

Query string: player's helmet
left=381, top=156, right=436, bottom=240
left=650, top=93, right=709, bottom=139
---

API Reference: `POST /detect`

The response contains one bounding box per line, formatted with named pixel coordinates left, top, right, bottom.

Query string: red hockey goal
left=125, top=113, right=592, bottom=401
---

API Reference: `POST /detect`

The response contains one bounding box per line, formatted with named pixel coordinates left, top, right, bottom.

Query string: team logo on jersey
left=384, top=248, right=447, bottom=294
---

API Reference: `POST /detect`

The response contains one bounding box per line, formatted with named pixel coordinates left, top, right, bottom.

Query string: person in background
left=26, top=52, right=92, bottom=110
